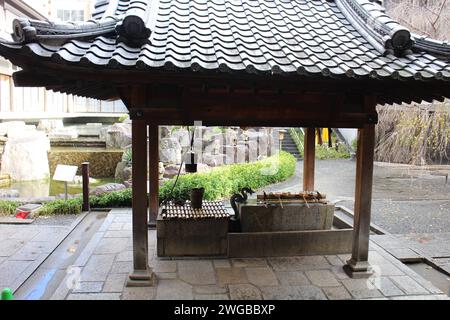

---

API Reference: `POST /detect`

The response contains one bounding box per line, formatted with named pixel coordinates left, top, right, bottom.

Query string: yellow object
left=323, top=128, right=329, bottom=143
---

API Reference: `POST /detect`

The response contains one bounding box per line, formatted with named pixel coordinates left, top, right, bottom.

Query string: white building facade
left=0, top=0, right=126, bottom=120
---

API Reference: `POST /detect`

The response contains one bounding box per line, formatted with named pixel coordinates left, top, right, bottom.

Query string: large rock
left=37, top=119, right=64, bottom=133
left=225, top=128, right=238, bottom=145
left=0, top=131, right=51, bottom=181
left=160, top=137, right=182, bottom=164
left=115, top=161, right=129, bottom=180
left=0, top=121, right=26, bottom=137
left=159, top=126, right=172, bottom=138
left=223, top=145, right=236, bottom=164
left=105, top=123, right=132, bottom=149
left=164, top=164, right=184, bottom=179
left=202, top=154, right=224, bottom=167
left=90, top=183, right=126, bottom=196
left=172, top=129, right=191, bottom=149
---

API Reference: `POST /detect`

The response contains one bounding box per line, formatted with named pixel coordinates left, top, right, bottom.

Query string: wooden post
left=303, top=127, right=315, bottom=191
left=344, top=96, right=377, bottom=278
left=81, top=162, right=90, bottom=212
left=127, top=119, right=154, bottom=286
left=148, top=123, right=159, bottom=225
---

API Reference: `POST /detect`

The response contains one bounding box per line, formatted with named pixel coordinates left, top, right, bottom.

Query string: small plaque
left=53, top=165, right=78, bottom=182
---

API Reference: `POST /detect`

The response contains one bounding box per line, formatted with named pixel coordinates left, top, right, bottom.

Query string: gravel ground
left=262, top=159, right=450, bottom=234
left=32, top=214, right=82, bottom=226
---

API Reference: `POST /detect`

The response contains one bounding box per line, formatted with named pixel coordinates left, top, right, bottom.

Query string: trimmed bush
left=89, top=188, right=132, bottom=208
left=87, top=151, right=296, bottom=207
left=0, top=200, right=19, bottom=216
left=159, top=151, right=296, bottom=202
left=37, top=198, right=83, bottom=216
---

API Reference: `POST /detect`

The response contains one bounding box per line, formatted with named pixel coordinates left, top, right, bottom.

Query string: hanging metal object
left=185, top=125, right=198, bottom=173
left=185, top=150, right=198, bottom=173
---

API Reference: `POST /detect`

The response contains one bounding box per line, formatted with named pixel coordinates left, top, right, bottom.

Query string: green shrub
left=159, top=151, right=296, bottom=202
left=37, top=198, right=83, bottom=216
left=89, top=188, right=132, bottom=208
left=315, top=144, right=351, bottom=160
left=0, top=200, right=19, bottom=216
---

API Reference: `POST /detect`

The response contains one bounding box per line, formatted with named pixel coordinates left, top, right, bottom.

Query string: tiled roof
left=1, top=0, right=450, bottom=82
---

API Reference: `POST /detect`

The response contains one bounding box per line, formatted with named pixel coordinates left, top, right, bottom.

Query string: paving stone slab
left=0, top=260, right=32, bottom=286
left=275, top=271, right=310, bottom=286
left=104, top=231, right=131, bottom=238
left=193, top=285, right=228, bottom=295
left=110, top=261, right=132, bottom=274
left=323, top=286, right=352, bottom=300
left=153, top=260, right=177, bottom=273
left=268, top=256, right=330, bottom=272
left=121, top=287, right=156, bottom=300
left=390, top=276, right=429, bottom=295
left=305, top=270, right=341, bottom=287
left=229, top=284, right=262, bottom=300
left=67, top=293, right=121, bottom=300
left=155, top=272, right=177, bottom=280
left=213, top=259, right=231, bottom=268
left=178, top=260, right=216, bottom=285
left=72, top=282, right=104, bottom=293
left=93, top=237, right=128, bottom=254
left=325, top=255, right=345, bottom=266
left=370, top=277, right=404, bottom=297
left=194, top=294, right=230, bottom=300
left=341, top=279, right=384, bottom=299
left=216, top=267, right=248, bottom=285
left=115, top=250, right=133, bottom=262
left=245, top=267, right=278, bottom=286
left=260, top=285, right=326, bottom=300
left=103, top=273, right=127, bottom=292
left=156, top=279, right=193, bottom=300
left=80, top=254, right=115, bottom=282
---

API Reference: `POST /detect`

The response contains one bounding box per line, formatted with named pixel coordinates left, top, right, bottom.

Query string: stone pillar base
left=343, top=259, right=374, bottom=279
left=126, top=269, right=156, bottom=287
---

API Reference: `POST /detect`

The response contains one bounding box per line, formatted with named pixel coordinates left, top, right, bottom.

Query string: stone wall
left=49, top=150, right=123, bottom=178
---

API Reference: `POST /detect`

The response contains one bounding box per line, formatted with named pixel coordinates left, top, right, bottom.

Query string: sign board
left=53, top=165, right=78, bottom=182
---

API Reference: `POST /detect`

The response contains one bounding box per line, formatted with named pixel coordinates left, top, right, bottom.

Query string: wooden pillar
left=148, top=123, right=159, bottom=224
left=303, top=127, right=315, bottom=191
left=127, top=119, right=154, bottom=286
left=344, top=96, right=377, bottom=278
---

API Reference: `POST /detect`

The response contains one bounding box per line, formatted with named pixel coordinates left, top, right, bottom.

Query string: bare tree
left=385, top=0, right=449, bottom=40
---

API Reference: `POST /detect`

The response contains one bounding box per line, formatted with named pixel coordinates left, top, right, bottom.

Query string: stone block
left=240, top=203, right=335, bottom=232
left=157, top=215, right=228, bottom=257
left=228, top=229, right=353, bottom=258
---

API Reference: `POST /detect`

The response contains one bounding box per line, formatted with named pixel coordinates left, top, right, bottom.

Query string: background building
left=0, top=0, right=126, bottom=121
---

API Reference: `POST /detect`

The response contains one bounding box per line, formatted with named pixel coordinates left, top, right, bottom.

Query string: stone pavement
left=372, top=233, right=450, bottom=275
left=0, top=214, right=85, bottom=292
left=264, top=160, right=450, bottom=234
left=47, top=209, right=449, bottom=300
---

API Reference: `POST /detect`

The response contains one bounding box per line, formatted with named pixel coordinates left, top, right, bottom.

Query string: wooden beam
left=303, top=127, right=315, bottom=191
left=127, top=119, right=154, bottom=286
left=344, top=96, right=377, bottom=278
left=148, top=123, right=159, bottom=224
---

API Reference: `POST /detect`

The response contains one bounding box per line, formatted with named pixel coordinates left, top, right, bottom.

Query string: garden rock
left=123, top=166, right=132, bottom=182
left=90, top=183, right=126, bottom=196
left=160, top=138, right=182, bottom=164
left=164, top=164, right=183, bottom=179
left=105, top=123, right=132, bottom=149
left=0, top=130, right=51, bottom=181
left=115, top=161, right=129, bottom=180
left=172, top=129, right=191, bottom=149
